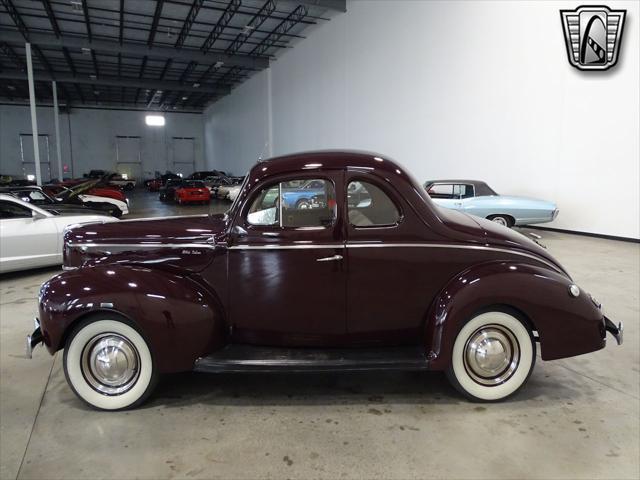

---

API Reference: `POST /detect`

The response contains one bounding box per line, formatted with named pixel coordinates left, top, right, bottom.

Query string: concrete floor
left=1, top=190, right=638, bottom=480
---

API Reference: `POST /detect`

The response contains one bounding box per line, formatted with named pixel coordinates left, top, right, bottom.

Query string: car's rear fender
left=424, top=261, right=605, bottom=369
left=38, top=264, right=227, bottom=373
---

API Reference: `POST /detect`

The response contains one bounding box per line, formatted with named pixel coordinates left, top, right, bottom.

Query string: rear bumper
left=604, top=316, right=623, bottom=345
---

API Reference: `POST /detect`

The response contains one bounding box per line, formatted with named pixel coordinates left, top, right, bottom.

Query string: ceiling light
left=214, top=61, right=224, bottom=68
left=193, top=82, right=200, bottom=88
left=7, top=85, right=16, bottom=91
left=89, top=74, right=96, bottom=80
left=81, top=47, right=91, bottom=54
left=145, top=115, right=165, bottom=127
left=27, top=174, right=35, bottom=181
left=181, top=96, right=188, bottom=100
left=70, top=1, right=82, bottom=12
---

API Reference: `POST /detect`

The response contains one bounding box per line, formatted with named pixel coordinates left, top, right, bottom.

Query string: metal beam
left=52, top=81, right=63, bottom=180
left=1, top=0, right=29, bottom=40
left=0, top=30, right=269, bottom=69
left=250, top=5, right=307, bottom=56
left=119, top=0, right=124, bottom=44
left=176, top=0, right=204, bottom=49
left=41, top=0, right=62, bottom=37
left=147, top=0, right=164, bottom=47
left=201, top=0, right=241, bottom=53
left=0, top=70, right=231, bottom=94
left=25, top=43, right=42, bottom=186
left=226, top=0, right=276, bottom=55
left=284, top=0, right=346, bottom=12
left=82, top=0, right=93, bottom=41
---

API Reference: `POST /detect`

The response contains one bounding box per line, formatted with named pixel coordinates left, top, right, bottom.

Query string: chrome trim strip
left=67, top=241, right=560, bottom=272
left=228, top=242, right=559, bottom=272
left=67, top=242, right=218, bottom=250
left=228, top=244, right=344, bottom=250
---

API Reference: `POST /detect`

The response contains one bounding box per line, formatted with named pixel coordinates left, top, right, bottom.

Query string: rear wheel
left=63, top=316, right=157, bottom=410
left=446, top=310, right=535, bottom=402
left=487, top=214, right=514, bottom=228
left=296, top=198, right=310, bottom=209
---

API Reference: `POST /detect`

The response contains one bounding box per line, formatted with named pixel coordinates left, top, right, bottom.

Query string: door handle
left=316, top=254, right=343, bottom=262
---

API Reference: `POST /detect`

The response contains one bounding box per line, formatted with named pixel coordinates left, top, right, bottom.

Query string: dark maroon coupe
left=28, top=151, right=622, bottom=410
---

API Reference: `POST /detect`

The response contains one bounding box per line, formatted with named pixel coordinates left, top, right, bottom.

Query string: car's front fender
left=38, top=264, right=226, bottom=373
left=425, top=261, right=605, bottom=370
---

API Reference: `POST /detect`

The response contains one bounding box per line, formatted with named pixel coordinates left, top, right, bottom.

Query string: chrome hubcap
left=81, top=334, right=140, bottom=395
left=464, top=325, right=520, bottom=386
left=492, top=217, right=508, bottom=226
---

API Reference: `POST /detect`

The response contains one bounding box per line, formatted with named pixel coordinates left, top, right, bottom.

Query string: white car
left=0, top=194, right=118, bottom=273
left=227, top=185, right=242, bottom=202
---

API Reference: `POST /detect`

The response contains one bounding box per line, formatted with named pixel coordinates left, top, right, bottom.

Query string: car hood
left=66, top=214, right=227, bottom=244
left=39, top=204, right=105, bottom=215
left=435, top=206, right=568, bottom=276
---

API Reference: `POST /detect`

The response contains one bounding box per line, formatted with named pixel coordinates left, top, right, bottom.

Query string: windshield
left=56, top=180, right=99, bottom=200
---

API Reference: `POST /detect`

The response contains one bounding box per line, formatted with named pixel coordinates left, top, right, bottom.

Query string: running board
left=194, top=345, right=429, bottom=373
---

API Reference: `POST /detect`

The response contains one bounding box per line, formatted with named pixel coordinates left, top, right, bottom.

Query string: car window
left=22, top=190, right=49, bottom=204
left=247, top=178, right=337, bottom=228
left=427, top=184, right=454, bottom=199
left=347, top=181, right=400, bottom=227
left=0, top=200, right=33, bottom=219
left=453, top=184, right=474, bottom=198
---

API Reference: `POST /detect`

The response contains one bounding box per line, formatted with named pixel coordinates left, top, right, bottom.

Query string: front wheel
left=446, top=310, right=535, bottom=402
left=63, top=316, right=158, bottom=410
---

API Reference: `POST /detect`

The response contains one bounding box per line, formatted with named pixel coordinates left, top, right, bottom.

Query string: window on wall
left=347, top=181, right=400, bottom=227
left=247, top=178, right=337, bottom=228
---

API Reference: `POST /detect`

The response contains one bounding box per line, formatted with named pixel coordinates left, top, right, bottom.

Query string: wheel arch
left=38, top=265, right=228, bottom=373
left=424, top=260, right=603, bottom=369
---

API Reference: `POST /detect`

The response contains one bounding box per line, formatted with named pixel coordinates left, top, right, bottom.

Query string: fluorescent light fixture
left=145, top=115, right=165, bottom=126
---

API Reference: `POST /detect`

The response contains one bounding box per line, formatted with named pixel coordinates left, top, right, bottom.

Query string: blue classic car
left=424, top=180, right=558, bottom=227
left=281, top=179, right=327, bottom=209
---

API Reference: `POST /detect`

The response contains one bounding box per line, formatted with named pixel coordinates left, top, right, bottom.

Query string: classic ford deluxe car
left=28, top=151, right=622, bottom=410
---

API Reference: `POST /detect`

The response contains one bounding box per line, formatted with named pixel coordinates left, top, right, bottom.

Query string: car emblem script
left=560, top=5, right=626, bottom=71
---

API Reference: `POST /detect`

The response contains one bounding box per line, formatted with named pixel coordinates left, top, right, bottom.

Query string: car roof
left=252, top=150, right=407, bottom=178
left=424, top=179, right=498, bottom=196
left=0, top=185, right=43, bottom=191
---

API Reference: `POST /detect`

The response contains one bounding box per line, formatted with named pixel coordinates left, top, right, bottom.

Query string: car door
left=226, top=171, right=346, bottom=346
left=0, top=199, right=59, bottom=272
left=344, top=175, right=448, bottom=346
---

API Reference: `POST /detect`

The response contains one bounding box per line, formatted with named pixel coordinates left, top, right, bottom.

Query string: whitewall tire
left=63, top=317, right=158, bottom=410
left=446, top=311, right=535, bottom=402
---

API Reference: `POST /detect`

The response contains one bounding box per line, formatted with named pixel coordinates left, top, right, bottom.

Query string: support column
left=25, top=43, right=42, bottom=186
left=52, top=81, right=64, bottom=181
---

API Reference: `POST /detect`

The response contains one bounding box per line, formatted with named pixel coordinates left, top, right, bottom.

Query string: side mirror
left=31, top=210, right=47, bottom=220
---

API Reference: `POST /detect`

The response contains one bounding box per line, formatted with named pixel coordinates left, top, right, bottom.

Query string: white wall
left=204, top=0, right=640, bottom=239
left=0, top=105, right=205, bottom=180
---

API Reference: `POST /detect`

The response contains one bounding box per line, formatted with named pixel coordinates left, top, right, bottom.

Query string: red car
left=29, top=151, right=622, bottom=410
left=174, top=180, right=210, bottom=205
left=87, top=186, right=127, bottom=202
left=146, top=178, right=163, bottom=192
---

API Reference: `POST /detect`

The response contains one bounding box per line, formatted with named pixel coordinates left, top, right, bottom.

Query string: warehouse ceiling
left=0, top=0, right=345, bottom=112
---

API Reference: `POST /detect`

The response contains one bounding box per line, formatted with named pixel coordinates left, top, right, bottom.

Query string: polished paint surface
left=1, top=228, right=638, bottom=479
left=36, top=151, right=613, bottom=374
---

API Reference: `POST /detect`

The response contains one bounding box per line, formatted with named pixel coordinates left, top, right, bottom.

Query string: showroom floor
left=1, top=190, right=638, bottom=480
